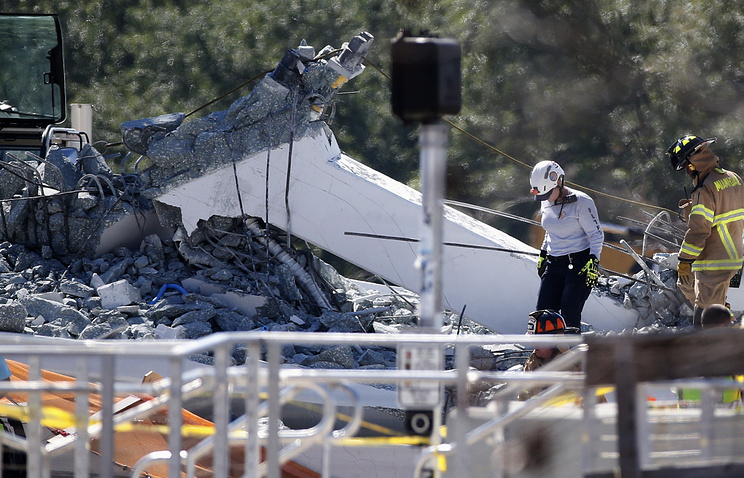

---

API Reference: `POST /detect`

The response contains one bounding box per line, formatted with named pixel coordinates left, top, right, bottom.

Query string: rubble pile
left=0, top=211, right=466, bottom=369
left=0, top=134, right=700, bottom=374
left=0, top=143, right=136, bottom=260
left=595, top=254, right=698, bottom=332
left=0, top=167, right=705, bottom=379
left=0, top=142, right=701, bottom=373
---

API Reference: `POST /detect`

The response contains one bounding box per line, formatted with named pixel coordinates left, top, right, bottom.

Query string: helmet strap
left=553, top=177, right=565, bottom=202
left=685, top=163, right=698, bottom=179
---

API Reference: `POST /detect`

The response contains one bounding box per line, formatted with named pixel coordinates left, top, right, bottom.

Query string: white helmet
left=530, top=160, right=564, bottom=201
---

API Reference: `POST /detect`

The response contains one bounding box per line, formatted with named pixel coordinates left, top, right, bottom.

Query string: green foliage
left=5, top=0, right=744, bottom=245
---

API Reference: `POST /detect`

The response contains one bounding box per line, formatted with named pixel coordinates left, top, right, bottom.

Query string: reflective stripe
left=713, top=208, right=744, bottom=260
left=680, top=241, right=704, bottom=257
left=713, top=208, right=744, bottom=226
left=683, top=207, right=744, bottom=262
left=690, top=203, right=714, bottom=222
left=718, top=226, right=738, bottom=260
left=692, top=258, right=744, bottom=271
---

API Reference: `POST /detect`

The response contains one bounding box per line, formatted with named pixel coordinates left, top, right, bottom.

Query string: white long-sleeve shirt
left=539, top=187, right=603, bottom=259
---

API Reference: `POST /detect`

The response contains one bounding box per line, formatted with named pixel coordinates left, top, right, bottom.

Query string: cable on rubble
left=148, top=283, right=188, bottom=304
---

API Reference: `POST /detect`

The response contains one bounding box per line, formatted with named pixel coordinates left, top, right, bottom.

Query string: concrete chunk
left=0, top=301, right=27, bottom=333
left=97, top=279, right=141, bottom=309
left=210, top=291, right=265, bottom=317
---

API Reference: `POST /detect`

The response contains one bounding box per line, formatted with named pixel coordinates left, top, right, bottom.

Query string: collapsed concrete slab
left=120, top=32, right=638, bottom=334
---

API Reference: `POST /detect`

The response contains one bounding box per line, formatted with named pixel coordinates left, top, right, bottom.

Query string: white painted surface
left=726, top=283, right=744, bottom=311
left=155, top=128, right=638, bottom=334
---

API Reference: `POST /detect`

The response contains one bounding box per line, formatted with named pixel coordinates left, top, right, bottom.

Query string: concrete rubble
left=0, top=33, right=708, bottom=378
left=0, top=212, right=702, bottom=374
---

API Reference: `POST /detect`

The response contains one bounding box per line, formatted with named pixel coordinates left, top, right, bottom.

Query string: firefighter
left=667, top=135, right=744, bottom=328
left=530, top=160, right=603, bottom=332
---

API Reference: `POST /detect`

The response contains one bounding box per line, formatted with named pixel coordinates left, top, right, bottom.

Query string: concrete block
left=36, top=291, right=64, bottom=303
left=97, top=279, right=141, bottom=309
left=181, top=277, right=224, bottom=296
left=154, top=323, right=181, bottom=340
left=210, top=291, right=266, bottom=317
left=90, top=273, right=105, bottom=289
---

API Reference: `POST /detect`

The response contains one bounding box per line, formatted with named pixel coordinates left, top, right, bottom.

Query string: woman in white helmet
left=529, top=160, right=604, bottom=332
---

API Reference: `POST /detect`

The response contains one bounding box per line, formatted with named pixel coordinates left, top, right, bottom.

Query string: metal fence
left=0, top=330, right=742, bottom=478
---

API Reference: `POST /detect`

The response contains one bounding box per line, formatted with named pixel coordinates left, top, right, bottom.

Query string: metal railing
left=0, top=330, right=742, bottom=478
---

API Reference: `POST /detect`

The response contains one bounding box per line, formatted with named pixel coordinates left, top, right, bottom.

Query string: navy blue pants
left=536, top=249, right=592, bottom=331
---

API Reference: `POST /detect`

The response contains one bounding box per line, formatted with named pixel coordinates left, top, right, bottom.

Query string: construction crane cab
left=0, top=13, right=82, bottom=163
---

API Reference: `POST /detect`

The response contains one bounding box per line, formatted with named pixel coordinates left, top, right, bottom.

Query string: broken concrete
left=117, top=32, right=637, bottom=334
left=0, top=139, right=146, bottom=261
left=0, top=213, right=436, bottom=368
left=97, top=279, right=141, bottom=309
left=0, top=212, right=704, bottom=378
left=0, top=31, right=723, bottom=378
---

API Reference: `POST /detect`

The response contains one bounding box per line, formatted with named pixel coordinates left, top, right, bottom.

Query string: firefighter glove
left=677, top=258, right=694, bottom=286
left=537, top=250, right=548, bottom=278
left=580, top=255, right=600, bottom=288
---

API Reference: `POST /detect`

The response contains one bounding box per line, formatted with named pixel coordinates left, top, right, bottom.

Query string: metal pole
left=100, top=355, right=115, bottom=478
left=245, top=341, right=261, bottom=478
left=455, top=342, right=470, bottom=476
left=267, top=341, right=281, bottom=478
left=615, top=341, right=641, bottom=478
left=214, top=345, right=230, bottom=477
left=27, top=355, right=42, bottom=478
left=418, top=121, right=448, bottom=477
left=418, top=121, right=448, bottom=331
left=74, top=357, right=90, bottom=478
left=168, top=356, right=183, bottom=478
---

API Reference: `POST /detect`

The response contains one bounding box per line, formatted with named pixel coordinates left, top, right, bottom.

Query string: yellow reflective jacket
left=680, top=166, right=744, bottom=272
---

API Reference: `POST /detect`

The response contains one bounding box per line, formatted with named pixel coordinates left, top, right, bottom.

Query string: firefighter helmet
left=530, top=161, right=564, bottom=201
left=667, top=135, right=717, bottom=171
